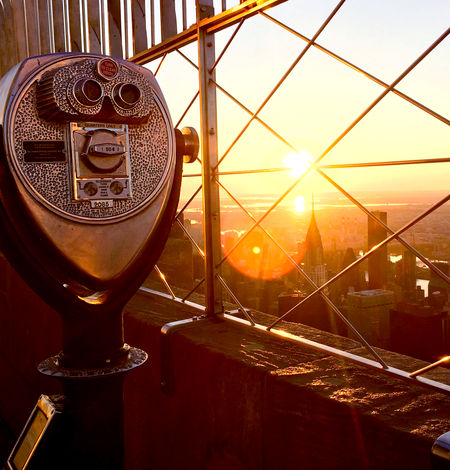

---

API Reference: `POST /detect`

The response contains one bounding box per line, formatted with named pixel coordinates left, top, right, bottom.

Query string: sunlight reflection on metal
left=181, top=277, right=205, bottom=303
left=176, top=185, right=202, bottom=219
left=209, top=19, right=244, bottom=73
left=154, top=53, right=167, bottom=75
left=175, top=90, right=200, bottom=128
left=176, top=219, right=205, bottom=257
left=176, top=48, right=198, bottom=69
left=183, top=167, right=287, bottom=177
left=217, top=275, right=256, bottom=324
left=409, top=356, right=450, bottom=378
left=155, top=265, right=176, bottom=299
left=182, top=156, right=450, bottom=177
left=320, top=158, right=450, bottom=169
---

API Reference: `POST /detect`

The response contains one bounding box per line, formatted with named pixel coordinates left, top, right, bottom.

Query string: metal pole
left=38, top=309, right=147, bottom=469
left=197, top=0, right=223, bottom=315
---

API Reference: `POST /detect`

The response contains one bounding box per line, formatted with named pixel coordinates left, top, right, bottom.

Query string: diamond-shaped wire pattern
left=137, top=0, right=449, bottom=391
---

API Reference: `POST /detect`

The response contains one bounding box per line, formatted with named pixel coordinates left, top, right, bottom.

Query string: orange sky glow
left=147, top=0, right=449, bottom=206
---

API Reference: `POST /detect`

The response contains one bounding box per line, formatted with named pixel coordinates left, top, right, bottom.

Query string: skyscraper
left=368, top=211, right=388, bottom=289
left=345, top=289, right=394, bottom=348
left=401, top=250, right=416, bottom=296
left=339, top=247, right=362, bottom=294
left=303, top=199, right=327, bottom=287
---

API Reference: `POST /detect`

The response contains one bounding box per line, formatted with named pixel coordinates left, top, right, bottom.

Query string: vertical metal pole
left=100, top=0, right=109, bottom=55
left=123, top=0, right=131, bottom=58
left=197, top=0, right=223, bottom=315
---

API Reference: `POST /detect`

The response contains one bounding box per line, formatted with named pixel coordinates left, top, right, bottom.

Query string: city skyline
left=161, top=187, right=449, bottom=363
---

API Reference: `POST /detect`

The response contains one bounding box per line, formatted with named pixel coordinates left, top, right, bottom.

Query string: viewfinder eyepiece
left=113, top=83, right=142, bottom=109
left=73, top=78, right=103, bottom=106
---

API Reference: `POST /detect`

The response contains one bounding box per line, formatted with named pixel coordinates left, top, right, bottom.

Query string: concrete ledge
left=0, top=255, right=449, bottom=469
left=123, top=289, right=450, bottom=470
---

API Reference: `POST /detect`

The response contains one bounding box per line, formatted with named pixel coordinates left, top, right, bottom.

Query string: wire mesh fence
left=137, top=0, right=450, bottom=393
left=0, top=0, right=448, bottom=392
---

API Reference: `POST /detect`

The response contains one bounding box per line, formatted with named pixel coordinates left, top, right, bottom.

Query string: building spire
left=302, top=193, right=327, bottom=287
left=304, top=194, right=323, bottom=268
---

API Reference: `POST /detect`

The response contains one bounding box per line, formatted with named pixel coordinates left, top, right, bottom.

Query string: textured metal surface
left=3, top=56, right=173, bottom=223
left=0, top=53, right=180, bottom=294
left=38, top=345, right=148, bottom=379
left=37, top=58, right=154, bottom=119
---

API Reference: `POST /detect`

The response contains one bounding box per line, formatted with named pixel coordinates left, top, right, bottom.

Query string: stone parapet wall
left=0, top=256, right=449, bottom=468
left=124, top=291, right=450, bottom=470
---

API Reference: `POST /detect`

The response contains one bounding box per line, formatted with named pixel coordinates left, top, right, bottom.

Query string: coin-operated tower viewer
left=0, top=53, right=198, bottom=469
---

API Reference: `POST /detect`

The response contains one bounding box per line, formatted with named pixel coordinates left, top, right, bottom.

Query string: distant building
left=339, top=247, right=362, bottom=294
left=278, top=202, right=348, bottom=335
left=278, top=291, right=345, bottom=336
left=156, top=213, right=194, bottom=290
left=345, top=289, right=394, bottom=348
left=429, top=261, right=449, bottom=301
left=401, top=250, right=416, bottom=295
left=260, top=279, right=285, bottom=315
left=302, top=200, right=327, bottom=287
left=390, top=300, right=448, bottom=362
left=368, top=211, right=388, bottom=289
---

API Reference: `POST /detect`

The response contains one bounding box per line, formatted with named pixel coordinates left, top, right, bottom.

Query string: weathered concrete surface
left=123, top=289, right=450, bottom=470
left=0, top=255, right=449, bottom=469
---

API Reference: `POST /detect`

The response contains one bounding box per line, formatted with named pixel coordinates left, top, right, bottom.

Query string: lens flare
left=223, top=231, right=297, bottom=280
left=283, top=150, right=313, bottom=178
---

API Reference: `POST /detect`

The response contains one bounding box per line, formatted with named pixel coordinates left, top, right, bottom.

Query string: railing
left=1, top=0, right=449, bottom=394
left=0, top=0, right=256, bottom=75
left=135, top=0, right=450, bottom=394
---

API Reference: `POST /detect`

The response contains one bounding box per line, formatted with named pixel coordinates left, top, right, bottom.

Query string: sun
left=294, top=195, right=306, bottom=212
left=283, top=150, right=313, bottom=178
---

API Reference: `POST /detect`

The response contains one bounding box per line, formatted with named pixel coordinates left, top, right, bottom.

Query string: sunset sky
left=147, top=0, right=450, bottom=202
